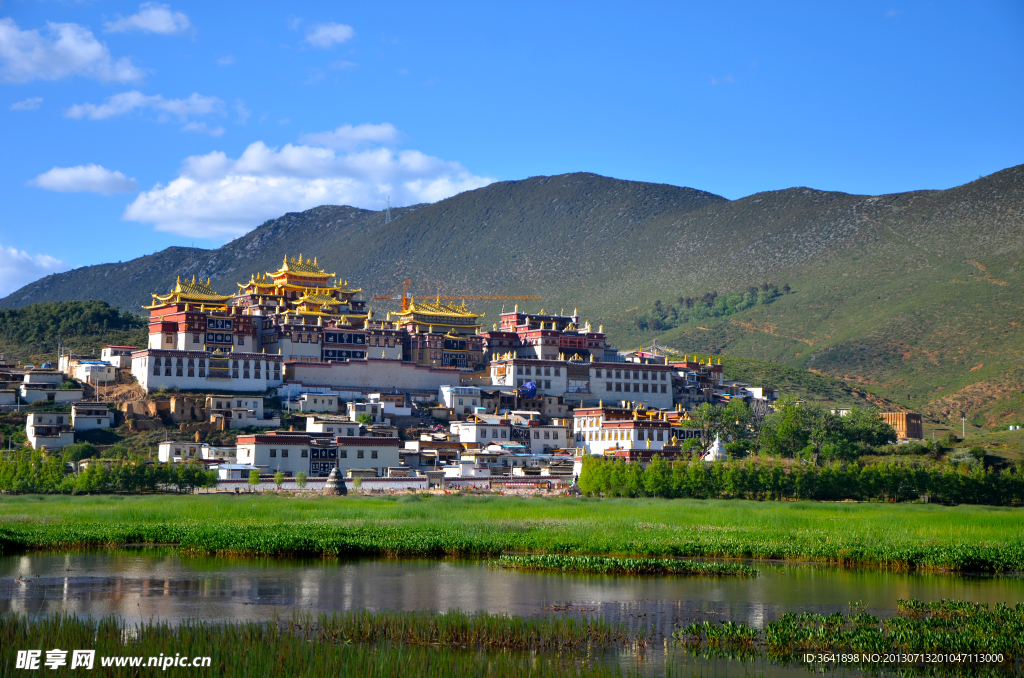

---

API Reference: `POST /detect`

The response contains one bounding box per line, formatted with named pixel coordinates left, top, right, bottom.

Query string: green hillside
left=4, top=166, right=1023, bottom=427
left=0, top=301, right=146, bottom=365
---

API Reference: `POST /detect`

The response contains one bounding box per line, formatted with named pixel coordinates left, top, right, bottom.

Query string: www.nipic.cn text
left=15, top=649, right=212, bottom=670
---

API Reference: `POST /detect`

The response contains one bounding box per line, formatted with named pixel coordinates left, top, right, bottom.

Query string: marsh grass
left=675, top=599, right=1024, bottom=667
left=1, top=495, right=1023, bottom=572
left=1, top=610, right=635, bottom=677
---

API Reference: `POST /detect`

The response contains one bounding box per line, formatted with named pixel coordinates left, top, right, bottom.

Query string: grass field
left=1, top=494, right=1023, bottom=572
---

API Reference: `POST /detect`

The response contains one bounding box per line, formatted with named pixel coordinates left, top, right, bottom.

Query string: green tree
left=642, top=455, right=672, bottom=497
left=248, top=469, right=260, bottom=492
left=356, top=413, right=372, bottom=424
left=296, top=471, right=307, bottom=489
left=273, top=470, right=284, bottom=489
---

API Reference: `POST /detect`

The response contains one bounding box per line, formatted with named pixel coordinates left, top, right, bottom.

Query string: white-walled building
left=74, top=361, right=115, bottom=384
left=368, top=393, right=412, bottom=417
left=297, top=393, right=339, bottom=413
left=101, top=346, right=137, bottom=369
left=489, top=358, right=674, bottom=408
left=21, top=383, right=83, bottom=404
left=71, top=404, right=113, bottom=431
left=25, top=412, right=75, bottom=450
left=438, top=385, right=482, bottom=417
left=450, top=416, right=511, bottom=445
left=347, top=401, right=385, bottom=423
left=520, top=419, right=573, bottom=454
left=158, top=441, right=237, bottom=463
left=132, top=350, right=284, bottom=393
left=305, top=415, right=361, bottom=437
left=217, top=463, right=259, bottom=480
left=572, top=406, right=699, bottom=456
left=235, top=432, right=401, bottom=478
left=0, top=390, right=16, bottom=406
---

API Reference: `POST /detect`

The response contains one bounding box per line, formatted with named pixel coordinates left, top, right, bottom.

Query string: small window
left=301, top=449, right=308, bottom=457
left=282, top=449, right=289, bottom=457
left=357, top=450, right=364, bottom=458
left=270, top=449, right=277, bottom=457
left=371, top=450, right=378, bottom=459
left=340, top=450, right=348, bottom=458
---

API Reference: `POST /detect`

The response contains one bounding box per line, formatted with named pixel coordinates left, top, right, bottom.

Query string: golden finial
left=382, top=350, right=386, bottom=359
left=574, top=308, right=577, bottom=315
left=671, top=435, right=678, bottom=446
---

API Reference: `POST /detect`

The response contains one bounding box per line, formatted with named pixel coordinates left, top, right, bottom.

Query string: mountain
left=4, top=166, right=1024, bottom=427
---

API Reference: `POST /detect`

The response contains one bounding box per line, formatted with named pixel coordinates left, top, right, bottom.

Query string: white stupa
left=702, top=434, right=728, bottom=462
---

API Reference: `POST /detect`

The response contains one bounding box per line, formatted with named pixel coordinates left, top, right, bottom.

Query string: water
left=2, top=551, right=1023, bottom=676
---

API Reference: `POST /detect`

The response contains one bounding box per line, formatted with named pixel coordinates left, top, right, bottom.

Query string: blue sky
left=1, top=1, right=1022, bottom=296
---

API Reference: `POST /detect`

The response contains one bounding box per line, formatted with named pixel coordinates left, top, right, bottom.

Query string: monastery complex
left=132, top=254, right=688, bottom=408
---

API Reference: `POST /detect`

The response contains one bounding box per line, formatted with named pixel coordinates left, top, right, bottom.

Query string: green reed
left=674, top=599, right=1024, bottom=665
left=1, top=610, right=639, bottom=677
left=497, top=554, right=757, bottom=576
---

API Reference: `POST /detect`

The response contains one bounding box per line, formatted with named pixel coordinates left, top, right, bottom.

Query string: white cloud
left=216, top=54, right=234, bottom=66
left=0, top=244, right=69, bottom=297
left=10, top=96, right=42, bottom=111
left=182, top=121, right=224, bottom=137
left=29, top=164, right=137, bottom=195
left=299, top=123, right=399, bottom=150
left=305, top=22, right=354, bottom=48
left=234, top=99, right=250, bottom=124
left=123, top=129, right=494, bottom=239
left=105, top=3, right=191, bottom=35
left=65, top=90, right=223, bottom=121
left=0, top=18, right=144, bottom=83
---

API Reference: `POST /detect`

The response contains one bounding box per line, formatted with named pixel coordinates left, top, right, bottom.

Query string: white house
left=305, top=415, right=361, bottom=437
left=438, top=385, right=482, bottom=417
left=235, top=433, right=401, bottom=478
left=297, top=393, right=339, bottom=413
left=520, top=419, right=573, bottom=454
left=158, top=441, right=237, bottom=463
left=572, top=406, right=700, bottom=456
left=489, top=358, right=675, bottom=408
left=346, top=401, right=385, bottom=423
left=26, top=412, right=75, bottom=450
left=368, top=393, right=412, bottom=417
left=101, top=346, right=137, bottom=369
left=20, top=384, right=83, bottom=404
left=217, top=463, right=259, bottom=480
left=74, top=361, right=115, bottom=384
left=450, top=416, right=511, bottom=445
left=71, top=404, right=113, bottom=431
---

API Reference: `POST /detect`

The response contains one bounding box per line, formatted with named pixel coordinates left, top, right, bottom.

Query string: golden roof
left=268, top=254, right=334, bottom=279
left=394, top=297, right=482, bottom=320
left=297, top=292, right=342, bottom=306
left=146, top=276, right=232, bottom=308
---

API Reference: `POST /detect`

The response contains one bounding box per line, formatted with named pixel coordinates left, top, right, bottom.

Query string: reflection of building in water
left=747, top=601, right=766, bottom=629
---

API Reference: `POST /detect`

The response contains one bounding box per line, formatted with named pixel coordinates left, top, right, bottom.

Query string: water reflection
left=1, top=550, right=1022, bottom=634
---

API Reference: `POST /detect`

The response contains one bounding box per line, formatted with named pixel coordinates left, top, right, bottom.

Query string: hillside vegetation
left=4, top=166, right=1023, bottom=427
left=0, top=301, right=146, bottom=364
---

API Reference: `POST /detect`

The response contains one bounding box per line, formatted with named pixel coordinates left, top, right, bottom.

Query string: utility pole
left=961, top=413, right=966, bottom=438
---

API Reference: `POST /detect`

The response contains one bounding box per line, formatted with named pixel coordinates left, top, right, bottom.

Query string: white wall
left=133, top=352, right=283, bottom=393
left=287, top=359, right=474, bottom=393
